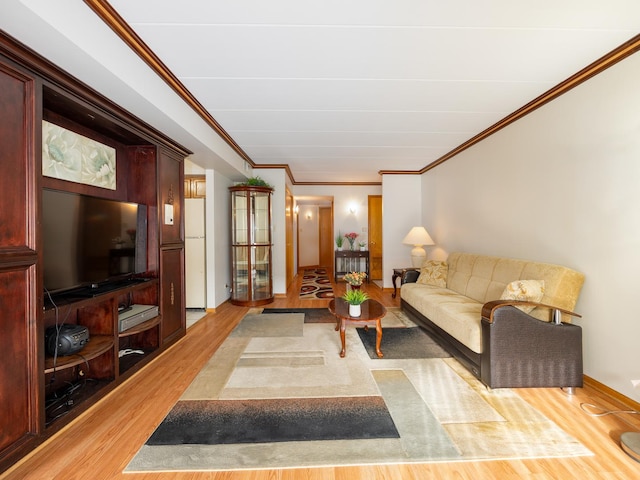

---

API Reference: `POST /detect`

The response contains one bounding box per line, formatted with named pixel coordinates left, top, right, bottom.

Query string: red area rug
left=299, top=268, right=334, bottom=299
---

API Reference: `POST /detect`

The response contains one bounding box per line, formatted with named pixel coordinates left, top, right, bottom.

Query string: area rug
left=261, top=307, right=336, bottom=323
left=357, top=326, right=451, bottom=360
left=261, top=306, right=416, bottom=326
left=299, top=268, right=334, bottom=299
left=126, top=312, right=592, bottom=472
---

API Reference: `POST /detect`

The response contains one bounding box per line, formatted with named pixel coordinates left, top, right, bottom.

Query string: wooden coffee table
left=328, top=298, right=387, bottom=358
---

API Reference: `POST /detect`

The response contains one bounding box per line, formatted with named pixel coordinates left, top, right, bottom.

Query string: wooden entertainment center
left=0, top=32, right=189, bottom=471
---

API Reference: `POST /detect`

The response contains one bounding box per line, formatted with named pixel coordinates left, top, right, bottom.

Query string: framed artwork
left=42, top=120, right=116, bottom=190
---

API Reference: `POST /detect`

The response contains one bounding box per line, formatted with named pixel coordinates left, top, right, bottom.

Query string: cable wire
left=580, top=402, right=640, bottom=417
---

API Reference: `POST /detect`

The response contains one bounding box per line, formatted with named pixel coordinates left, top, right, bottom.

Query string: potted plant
left=335, top=231, right=344, bottom=250
left=358, top=241, right=366, bottom=251
left=237, top=176, right=273, bottom=189
left=342, top=289, right=369, bottom=317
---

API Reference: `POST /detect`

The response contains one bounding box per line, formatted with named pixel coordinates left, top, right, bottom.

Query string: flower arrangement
left=344, top=232, right=359, bottom=250
left=335, top=230, right=344, bottom=249
left=342, top=289, right=369, bottom=305
left=343, top=271, right=367, bottom=286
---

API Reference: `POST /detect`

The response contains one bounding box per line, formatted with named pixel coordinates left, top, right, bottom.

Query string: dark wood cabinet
left=160, top=248, right=185, bottom=344
left=334, top=250, right=370, bottom=283
left=159, top=148, right=184, bottom=246
left=0, top=57, right=40, bottom=468
left=0, top=32, right=188, bottom=472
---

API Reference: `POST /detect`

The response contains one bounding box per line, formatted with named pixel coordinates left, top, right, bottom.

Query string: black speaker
left=45, top=324, right=90, bottom=356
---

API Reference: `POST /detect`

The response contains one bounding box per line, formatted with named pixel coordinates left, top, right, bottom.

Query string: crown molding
left=84, top=0, right=253, bottom=164
left=86, top=1, right=639, bottom=185
left=380, top=33, right=640, bottom=177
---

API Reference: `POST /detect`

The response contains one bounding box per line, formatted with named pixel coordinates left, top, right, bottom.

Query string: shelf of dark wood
left=118, top=347, right=156, bottom=374
left=44, top=335, right=114, bottom=374
left=118, top=316, right=160, bottom=338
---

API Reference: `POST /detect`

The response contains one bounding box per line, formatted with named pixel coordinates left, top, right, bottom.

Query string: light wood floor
left=4, top=271, right=640, bottom=480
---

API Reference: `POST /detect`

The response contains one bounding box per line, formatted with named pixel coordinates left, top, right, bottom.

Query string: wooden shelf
left=118, top=316, right=160, bottom=338
left=44, top=335, right=114, bottom=374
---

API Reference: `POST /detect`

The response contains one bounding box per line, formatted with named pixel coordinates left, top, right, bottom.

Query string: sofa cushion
left=401, top=283, right=482, bottom=353
left=433, top=301, right=483, bottom=354
left=446, top=252, right=585, bottom=323
left=500, top=280, right=545, bottom=313
left=416, top=260, right=448, bottom=287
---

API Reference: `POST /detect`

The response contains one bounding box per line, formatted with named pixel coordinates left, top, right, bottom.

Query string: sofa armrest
left=480, top=304, right=583, bottom=389
left=482, top=299, right=581, bottom=324
left=402, top=269, right=420, bottom=284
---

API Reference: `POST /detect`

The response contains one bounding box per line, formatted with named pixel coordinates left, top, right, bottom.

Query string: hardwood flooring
left=3, top=271, right=640, bottom=479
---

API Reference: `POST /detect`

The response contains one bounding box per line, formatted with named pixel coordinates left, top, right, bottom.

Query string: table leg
left=391, top=272, right=400, bottom=298
left=375, top=319, right=383, bottom=358
left=339, top=320, right=347, bottom=358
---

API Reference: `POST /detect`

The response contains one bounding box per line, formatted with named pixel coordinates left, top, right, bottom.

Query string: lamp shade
left=402, top=226, right=435, bottom=267
left=402, top=227, right=434, bottom=247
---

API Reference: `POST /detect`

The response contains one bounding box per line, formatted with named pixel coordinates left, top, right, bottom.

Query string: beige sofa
left=400, top=252, right=585, bottom=390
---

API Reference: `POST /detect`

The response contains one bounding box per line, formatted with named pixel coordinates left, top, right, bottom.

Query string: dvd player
left=118, top=304, right=159, bottom=332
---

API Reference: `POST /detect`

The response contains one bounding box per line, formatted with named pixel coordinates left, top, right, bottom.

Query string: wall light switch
left=164, top=204, right=174, bottom=225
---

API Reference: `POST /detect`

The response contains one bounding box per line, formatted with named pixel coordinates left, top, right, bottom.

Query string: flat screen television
left=42, top=189, right=148, bottom=295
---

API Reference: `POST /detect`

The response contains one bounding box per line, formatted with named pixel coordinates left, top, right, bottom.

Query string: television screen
left=42, top=189, right=147, bottom=294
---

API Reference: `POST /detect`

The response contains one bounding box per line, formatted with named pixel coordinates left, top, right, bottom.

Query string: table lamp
left=402, top=226, right=434, bottom=267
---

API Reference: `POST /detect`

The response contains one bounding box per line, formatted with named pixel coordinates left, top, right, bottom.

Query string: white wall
left=253, top=169, right=288, bottom=294
left=206, top=169, right=233, bottom=308
left=292, top=185, right=382, bottom=247
left=421, top=51, right=640, bottom=402
left=381, top=175, right=424, bottom=287
left=184, top=159, right=204, bottom=175
left=297, top=205, right=320, bottom=267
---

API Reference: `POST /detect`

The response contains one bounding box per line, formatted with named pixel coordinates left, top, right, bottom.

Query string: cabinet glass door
left=230, top=186, right=273, bottom=306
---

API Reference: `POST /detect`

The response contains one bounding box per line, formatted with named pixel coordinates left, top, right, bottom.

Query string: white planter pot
left=349, top=304, right=361, bottom=317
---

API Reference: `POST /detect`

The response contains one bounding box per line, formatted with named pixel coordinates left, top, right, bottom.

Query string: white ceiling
left=4, top=1, right=640, bottom=184
left=106, top=0, right=640, bottom=183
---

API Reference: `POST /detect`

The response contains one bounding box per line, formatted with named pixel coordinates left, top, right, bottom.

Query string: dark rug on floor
left=262, top=307, right=335, bottom=323
left=357, top=327, right=452, bottom=360
left=146, top=396, right=399, bottom=445
left=299, top=268, right=334, bottom=299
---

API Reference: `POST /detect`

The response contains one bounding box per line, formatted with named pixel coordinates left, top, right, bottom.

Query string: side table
left=328, top=298, right=386, bottom=358
left=334, top=250, right=370, bottom=283
left=391, top=267, right=420, bottom=298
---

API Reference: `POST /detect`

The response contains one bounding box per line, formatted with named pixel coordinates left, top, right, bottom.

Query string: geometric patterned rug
left=299, top=268, right=334, bottom=299
left=261, top=307, right=338, bottom=323
left=126, top=311, right=592, bottom=472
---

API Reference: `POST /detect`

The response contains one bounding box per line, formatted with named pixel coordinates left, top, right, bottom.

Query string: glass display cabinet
left=229, top=185, right=274, bottom=306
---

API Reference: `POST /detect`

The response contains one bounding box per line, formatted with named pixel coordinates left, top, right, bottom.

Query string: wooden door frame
left=285, top=188, right=294, bottom=290
left=368, top=195, right=383, bottom=280
left=318, top=205, right=333, bottom=268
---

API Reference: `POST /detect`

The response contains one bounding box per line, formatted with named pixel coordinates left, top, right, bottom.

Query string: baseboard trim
left=584, top=375, right=640, bottom=411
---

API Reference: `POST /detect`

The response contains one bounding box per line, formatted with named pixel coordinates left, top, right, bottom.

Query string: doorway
left=368, top=195, right=383, bottom=281
left=318, top=206, right=333, bottom=268
left=294, top=197, right=334, bottom=272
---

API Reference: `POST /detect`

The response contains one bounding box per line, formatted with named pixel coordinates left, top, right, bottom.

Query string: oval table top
left=328, top=298, right=386, bottom=321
